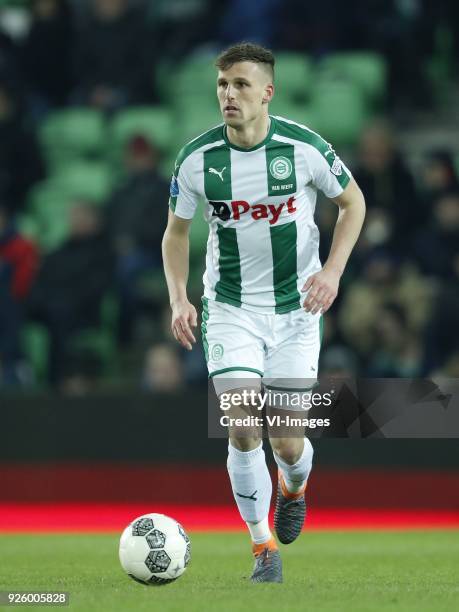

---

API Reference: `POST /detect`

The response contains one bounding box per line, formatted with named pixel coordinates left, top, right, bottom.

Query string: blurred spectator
left=28, top=201, right=114, bottom=384
left=276, top=0, right=342, bottom=54
left=338, top=249, right=431, bottom=359
left=0, top=82, right=45, bottom=212
left=219, top=0, right=280, bottom=47
left=365, top=303, right=422, bottom=377
left=320, top=345, right=359, bottom=377
left=0, top=28, right=21, bottom=86
left=106, top=134, right=169, bottom=345
left=148, top=0, right=224, bottom=62
left=353, top=120, right=420, bottom=255
left=142, top=343, right=183, bottom=392
left=0, top=204, right=39, bottom=385
left=19, top=0, right=74, bottom=114
left=59, top=348, right=103, bottom=396
left=422, top=282, right=459, bottom=376
left=72, top=0, right=157, bottom=111
left=412, top=190, right=459, bottom=280
left=419, top=149, right=459, bottom=214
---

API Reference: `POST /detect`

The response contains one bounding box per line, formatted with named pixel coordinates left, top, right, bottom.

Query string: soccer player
left=162, top=43, right=365, bottom=583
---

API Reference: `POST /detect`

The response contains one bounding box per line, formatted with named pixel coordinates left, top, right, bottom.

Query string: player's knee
left=270, top=437, right=303, bottom=464
left=229, top=435, right=262, bottom=452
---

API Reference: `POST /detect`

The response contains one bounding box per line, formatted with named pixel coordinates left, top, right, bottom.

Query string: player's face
left=217, top=62, right=273, bottom=127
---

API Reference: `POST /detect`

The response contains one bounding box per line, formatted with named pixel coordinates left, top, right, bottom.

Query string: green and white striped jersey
left=169, top=115, right=351, bottom=314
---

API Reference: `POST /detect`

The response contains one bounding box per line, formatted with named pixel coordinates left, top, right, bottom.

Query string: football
left=119, top=513, right=191, bottom=585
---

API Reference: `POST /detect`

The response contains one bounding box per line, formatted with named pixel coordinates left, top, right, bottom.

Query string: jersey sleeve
left=308, top=140, right=352, bottom=199
left=168, top=153, right=199, bottom=219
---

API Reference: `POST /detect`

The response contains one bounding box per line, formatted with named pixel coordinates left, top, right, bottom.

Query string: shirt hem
left=204, top=293, right=303, bottom=315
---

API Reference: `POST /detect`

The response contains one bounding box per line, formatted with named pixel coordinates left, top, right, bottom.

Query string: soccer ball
left=119, top=513, right=191, bottom=585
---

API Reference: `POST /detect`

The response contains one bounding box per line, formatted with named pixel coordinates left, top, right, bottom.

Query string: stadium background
left=0, top=0, right=458, bottom=533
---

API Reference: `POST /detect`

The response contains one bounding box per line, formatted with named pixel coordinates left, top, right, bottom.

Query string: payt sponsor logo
left=209, top=197, right=296, bottom=225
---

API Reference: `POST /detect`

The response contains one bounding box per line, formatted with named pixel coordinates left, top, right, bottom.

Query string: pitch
left=1, top=531, right=458, bottom=611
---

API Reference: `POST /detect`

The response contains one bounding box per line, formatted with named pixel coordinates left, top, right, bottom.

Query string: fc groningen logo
left=269, top=156, right=292, bottom=180
left=211, top=343, right=224, bottom=361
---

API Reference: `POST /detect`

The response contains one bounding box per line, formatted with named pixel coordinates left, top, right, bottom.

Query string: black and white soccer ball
left=119, top=513, right=191, bottom=585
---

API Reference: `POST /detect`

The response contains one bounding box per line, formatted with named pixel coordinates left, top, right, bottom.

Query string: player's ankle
left=280, top=472, right=307, bottom=499
left=252, top=536, right=278, bottom=556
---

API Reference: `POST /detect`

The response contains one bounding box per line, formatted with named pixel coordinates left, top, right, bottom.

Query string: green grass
left=1, top=531, right=459, bottom=611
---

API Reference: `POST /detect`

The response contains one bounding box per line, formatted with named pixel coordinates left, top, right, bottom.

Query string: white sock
left=227, top=442, right=272, bottom=524
left=273, top=438, right=313, bottom=494
left=246, top=516, right=272, bottom=544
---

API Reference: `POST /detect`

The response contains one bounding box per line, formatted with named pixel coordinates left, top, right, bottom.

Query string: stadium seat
left=26, top=182, right=72, bottom=251
left=21, top=324, right=50, bottom=385
left=309, top=82, right=368, bottom=145
left=318, top=52, right=387, bottom=104
left=26, top=164, right=113, bottom=251
left=270, top=98, right=315, bottom=127
left=69, top=294, right=120, bottom=378
left=110, top=106, right=173, bottom=160
left=273, top=53, right=314, bottom=102
left=51, top=162, right=113, bottom=203
left=39, top=109, right=107, bottom=170
left=177, top=105, right=222, bottom=147
left=175, top=56, right=218, bottom=103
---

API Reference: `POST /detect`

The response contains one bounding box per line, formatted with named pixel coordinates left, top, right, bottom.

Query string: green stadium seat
left=318, top=52, right=387, bottom=104
left=175, top=56, right=218, bottom=102
left=16, top=213, right=40, bottom=243
left=270, top=98, right=315, bottom=127
left=273, top=53, right=314, bottom=102
left=26, top=164, right=113, bottom=252
left=26, top=182, right=72, bottom=251
left=110, top=106, right=173, bottom=159
left=51, top=162, right=113, bottom=203
left=69, top=328, right=117, bottom=377
left=159, top=151, right=177, bottom=180
left=309, top=82, right=368, bottom=145
left=21, top=324, right=49, bottom=385
left=39, top=109, right=107, bottom=170
left=178, top=105, right=222, bottom=147
left=68, top=294, right=120, bottom=378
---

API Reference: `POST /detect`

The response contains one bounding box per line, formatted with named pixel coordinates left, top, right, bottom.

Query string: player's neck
left=226, top=114, right=271, bottom=150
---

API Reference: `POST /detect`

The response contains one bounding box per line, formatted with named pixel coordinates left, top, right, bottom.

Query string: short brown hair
left=215, top=42, right=275, bottom=79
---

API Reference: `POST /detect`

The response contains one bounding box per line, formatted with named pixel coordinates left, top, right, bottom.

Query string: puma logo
left=209, top=167, right=226, bottom=181
left=236, top=490, right=258, bottom=501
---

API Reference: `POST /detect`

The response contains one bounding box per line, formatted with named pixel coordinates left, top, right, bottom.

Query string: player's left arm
left=302, top=178, right=366, bottom=314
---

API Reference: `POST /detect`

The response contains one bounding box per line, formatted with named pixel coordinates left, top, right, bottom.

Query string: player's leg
left=270, top=435, right=313, bottom=493
left=220, top=384, right=281, bottom=582
left=264, top=310, right=322, bottom=544
left=203, top=298, right=282, bottom=582
left=270, top=434, right=313, bottom=544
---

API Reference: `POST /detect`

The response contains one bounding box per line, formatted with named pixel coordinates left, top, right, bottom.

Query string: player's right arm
left=162, top=210, right=197, bottom=351
left=162, top=151, right=200, bottom=351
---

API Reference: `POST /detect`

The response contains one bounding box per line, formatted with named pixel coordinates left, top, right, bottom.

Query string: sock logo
left=236, top=490, right=258, bottom=501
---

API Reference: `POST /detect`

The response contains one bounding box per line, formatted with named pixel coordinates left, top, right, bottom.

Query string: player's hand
left=301, top=265, right=341, bottom=314
left=171, top=299, right=198, bottom=351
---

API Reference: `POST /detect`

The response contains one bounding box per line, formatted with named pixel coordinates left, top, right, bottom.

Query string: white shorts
left=201, top=298, right=323, bottom=394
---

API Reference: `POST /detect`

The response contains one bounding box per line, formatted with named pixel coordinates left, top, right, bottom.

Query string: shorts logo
left=211, top=343, right=224, bottom=361
left=269, top=156, right=292, bottom=180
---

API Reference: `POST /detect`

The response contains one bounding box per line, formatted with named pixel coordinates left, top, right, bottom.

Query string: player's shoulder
left=175, top=123, right=225, bottom=168
left=272, top=115, right=331, bottom=157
